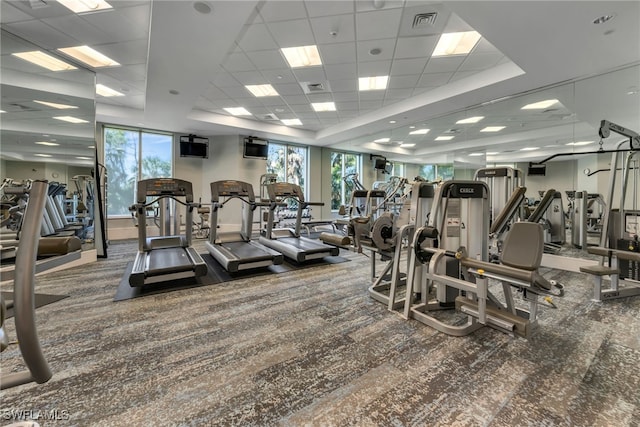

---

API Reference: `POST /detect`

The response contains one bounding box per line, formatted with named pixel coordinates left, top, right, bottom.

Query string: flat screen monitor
left=373, top=157, right=387, bottom=170
left=528, top=163, right=546, bottom=176
left=244, top=138, right=268, bottom=159
left=179, top=135, right=208, bottom=158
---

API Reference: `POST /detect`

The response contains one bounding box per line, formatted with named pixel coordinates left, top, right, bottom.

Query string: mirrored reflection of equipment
left=128, top=178, right=207, bottom=287
left=1, top=181, right=52, bottom=390
left=403, top=181, right=563, bottom=339
left=205, top=180, right=283, bottom=273
left=259, top=182, right=339, bottom=263
left=474, top=167, right=525, bottom=226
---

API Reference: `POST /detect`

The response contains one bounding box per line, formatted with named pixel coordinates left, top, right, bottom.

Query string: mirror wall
left=1, top=29, right=96, bottom=250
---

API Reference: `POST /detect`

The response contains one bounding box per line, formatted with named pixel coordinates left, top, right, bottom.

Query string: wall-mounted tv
left=373, top=156, right=387, bottom=170
left=243, top=137, right=268, bottom=159
left=179, top=134, right=208, bottom=158
left=528, top=163, right=546, bottom=176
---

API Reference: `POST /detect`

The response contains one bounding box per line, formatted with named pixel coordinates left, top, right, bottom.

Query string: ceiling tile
left=356, top=38, right=396, bottom=62
left=93, top=39, right=148, bottom=66
left=259, top=1, right=308, bottom=22
left=355, top=0, right=405, bottom=13
left=424, top=56, right=466, bottom=73
left=102, top=63, right=147, bottom=83
left=232, top=70, right=268, bottom=85
left=394, top=35, right=438, bottom=59
left=261, top=68, right=298, bottom=84
left=359, top=91, right=385, bottom=101
left=385, top=88, right=413, bottom=99
left=247, top=50, right=289, bottom=70
left=357, top=60, right=392, bottom=76
left=80, top=4, right=150, bottom=42
left=324, top=63, right=357, bottom=80
left=458, top=53, right=504, bottom=72
left=3, top=21, right=77, bottom=50
left=473, top=38, right=502, bottom=54
left=390, top=58, right=428, bottom=76
left=260, top=97, right=289, bottom=107
left=360, top=100, right=383, bottom=109
left=318, top=42, right=356, bottom=65
left=389, top=75, right=420, bottom=89
left=221, top=86, right=253, bottom=98
left=335, top=101, right=359, bottom=110
left=223, top=52, right=256, bottom=72
left=329, top=79, right=356, bottom=92
left=211, top=72, right=239, bottom=88
left=273, top=83, right=305, bottom=96
left=267, top=19, right=315, bottom=47
left=419, top=71, right=451, bottom=86
left=1, top=2, right=35, bottom=24
left=306, top=92, right=333, bottom=102
left=203, top=86, right=229, bottom=100
left=292, top=67, right=327, bottom=82
left=332, top=91, right=358, bottom=101
left=442, top=12, right=475, bottom=33
left=355, top=9, right=403, bottom=41
left=297, top=112, right=320, bottom=119
left=286, top=103, right=313, bottom=112
left=237, top=24, right=279, bottom=52
left=282, top=94, right=311, bottom=104
left=310, top=14, right=355, bottom=44
left=304, top=0, right=355, bottom=17
left=449, top=70, right=479, bottom=83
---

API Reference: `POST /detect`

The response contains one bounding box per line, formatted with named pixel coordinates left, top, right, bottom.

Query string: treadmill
left=259, top=182, right=339, bottom=262
left=205, top=180, right=283, bottom=273
left=129, top=178, right=207, bottom=287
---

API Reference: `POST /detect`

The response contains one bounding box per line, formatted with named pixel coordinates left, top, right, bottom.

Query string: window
left=331, top=151, right=361, bottom=210
left=419, top=164, right=454, bottom=181
left=267, top=142, right=308, bottom=193
left=387, top=162, right=404, bottom=179
left=103, top=126, right=172, bottom=216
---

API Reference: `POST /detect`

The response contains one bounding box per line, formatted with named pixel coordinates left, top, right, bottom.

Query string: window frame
left=330, top=150, right=362, bottom=212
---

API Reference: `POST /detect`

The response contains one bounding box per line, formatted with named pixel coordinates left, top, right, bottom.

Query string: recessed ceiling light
left=520, top=147, right=539, bottom=151
left=521, top=99, right=558, bottom=110
left=57, top=0, right=112, bottom=13
left=96, top=84, right=124, bottom=97
left=53, top=116, right=89, bottom=123
left=281, top=45, right=322, bottom=68
left=12, top=51, right=77, bottom=71
left=486, top=152, right=499, bottom=155
left=224, top=107, right=251, bottom=116
left=480, top=126, right=506, bottom=132
left=593, top=14, right=615, bottom=24
left=456, top=116, right=484, bottom=124
left=34, top=100, right=78, bottom=109
left=432, top=31, right=481, bottom=57
left=435, top=136, right=454, bottom=141
left=409, top=126, right=416, bottom=129
left=75, top=156, right=92, bottom=160
left=409, top=128, right=430, bottom=135
left=281, top=118, right=302, bottom=126
left=34, top=153, right=53, bottom=157
left=0, top=110, right=6, bottom=113
left=566, top=141, right=594, bottom=146
left=374, top=138, right=390, bottom=143
left=389, top=120, right=397, bottom=124
left=246, top=84, right=279, bottom=97
left=35, top=141, right=60, bottom=146
left=369, top=48, right=382, bottom=56
left=400, top=143, right=415, bottom=148
left=469, top=152, right=484, bottom=156
left=358, top=75, right=389, bottom=91
left=311, top=102, right=336, bottom=112
left=58, top=45, right=120, bottom=67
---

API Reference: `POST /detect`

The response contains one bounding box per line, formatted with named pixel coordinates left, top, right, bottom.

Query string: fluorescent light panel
left=281, top=119, right=302, bottom=126
left=374, top=138, right=390, bottom=143
left=400, top=143, right=415, bottom=148
left=469, top=152, right=484, bottom=156
left=456, top=116, right=484, bottom=124
left=53, top=116, right=89, bottom=123
left=58, top=45, right=120, bottom=67
left=34, top=153, right=52, bottom=157
left=435, top=136, right=454, bottom=141
left=57, top=0, right=112, bottom=13
left=76, top=156, right=92, bottom=160
left=521, top=99, right=558, bottom=110
left=486, top=152, right=499, bottom=155
left=566, top=141, right=594, bottom=146
left=480, top=126, right=505, bottom=132
left=311, top=102, right=336, bottom=112
left=432, top=31, right=481, bottom=57
left=358, top=75, right=389, bottom=91
left=245, top=84, right=279, bottom=97
left=34, top=100, right=78, bottom=109
left=35, top=141, right=60, bottom=146
left=281, top=45, right=322, bottom=68
left=12, top=51, right=77, bottom=71
left=96, top=84, right=124, bottom=97
left=520, top=147, right=539, bottom=151
left=409, top=128, right=429, bottom=135
left=223, top=107, right=251, bottom=116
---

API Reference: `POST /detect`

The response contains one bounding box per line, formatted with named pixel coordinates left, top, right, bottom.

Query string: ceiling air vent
left=28, top=0, right=49, bottom=9
left=412, top=12, right=437, bottom=28
left=300, top=81, right=331, bottom=94
left=8, top=103, right=38, bottom=112
left=443, top=128, right=462, bottom=134
left=262, top=113, right=279, bottom=121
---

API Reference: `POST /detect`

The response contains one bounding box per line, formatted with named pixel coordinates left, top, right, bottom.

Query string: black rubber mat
left=2, top=291, right=69, bottom=318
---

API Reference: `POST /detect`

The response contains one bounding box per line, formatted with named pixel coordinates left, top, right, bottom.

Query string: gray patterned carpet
left=1, top=239, right=639, bottom=426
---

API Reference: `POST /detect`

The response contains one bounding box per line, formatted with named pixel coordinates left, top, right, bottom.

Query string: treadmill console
left=211, top=180, right=255, bottom=201
left=137, top=178, right=193, bottom=202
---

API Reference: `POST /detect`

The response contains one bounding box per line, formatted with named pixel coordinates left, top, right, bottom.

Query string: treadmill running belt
left=146, top=247, right=194, bottom=275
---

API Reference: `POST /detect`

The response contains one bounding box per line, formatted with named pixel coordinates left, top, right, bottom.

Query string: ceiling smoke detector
left=412, top=12, right=437, bottom=28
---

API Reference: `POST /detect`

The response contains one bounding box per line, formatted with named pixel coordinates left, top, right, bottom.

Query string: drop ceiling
left=1, top=0, right=639, bottom=165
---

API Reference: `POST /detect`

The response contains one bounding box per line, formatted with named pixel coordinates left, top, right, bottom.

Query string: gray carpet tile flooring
left=1, top=238, right=639, bottom=426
